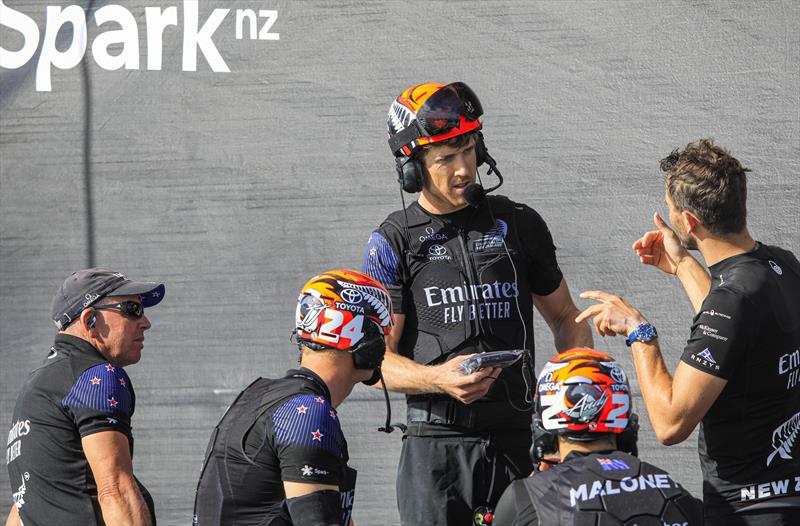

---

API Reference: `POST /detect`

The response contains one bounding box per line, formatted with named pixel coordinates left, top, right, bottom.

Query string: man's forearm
left=675, top=256, right=712, bottom=313
left=97, top=478, right=152, bottom=526
left=629, top=340, right=684, bottom=444
left=379, top=351, right=441, bottom=394
left=553, top=308, right=594, bottom=351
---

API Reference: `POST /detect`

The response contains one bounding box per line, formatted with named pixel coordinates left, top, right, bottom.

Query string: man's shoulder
left=708, top=245, right=800, bottom=308
left=61, top=361, right=134, bottom=417
left=486, top=194, right=549, bottom=228
left=379, top=202, right=431, bottom=231
left=20, top=346, right=98, bottom=400
left=270, top=393, right=344, bottom=452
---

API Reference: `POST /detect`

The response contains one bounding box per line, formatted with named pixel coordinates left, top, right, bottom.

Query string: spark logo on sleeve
left=0, top=0, right=280, bottom=92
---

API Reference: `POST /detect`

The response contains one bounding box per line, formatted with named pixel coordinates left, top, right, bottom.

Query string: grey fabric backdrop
left=2, top=1, right=798, bottom=524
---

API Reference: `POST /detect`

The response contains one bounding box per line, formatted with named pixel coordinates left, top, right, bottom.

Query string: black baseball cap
left=51, top=268, right=165, bottom=330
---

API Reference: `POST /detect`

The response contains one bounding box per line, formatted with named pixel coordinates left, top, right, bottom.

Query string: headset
left=88, top=311, right=96, bottom=329
left=395, top=131, right=491, bottom=194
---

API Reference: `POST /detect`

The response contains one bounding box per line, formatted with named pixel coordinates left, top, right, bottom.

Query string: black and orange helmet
left=535, top=348, right=632, bottom=440
left=387, top=82, right=483, bottom=157
left=295, top=270, right=393, bottom=353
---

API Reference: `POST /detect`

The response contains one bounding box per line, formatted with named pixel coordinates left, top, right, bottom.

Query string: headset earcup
left=474, top=131, right=488, bottom=167
left=396, top=156, right=424, bottom=193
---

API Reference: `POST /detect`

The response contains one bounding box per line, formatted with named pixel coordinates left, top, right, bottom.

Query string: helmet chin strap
left=376, top=369, right=407, bottom=434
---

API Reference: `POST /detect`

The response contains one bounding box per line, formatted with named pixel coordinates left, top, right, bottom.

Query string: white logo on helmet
left=340, top=289, right=363, bottom=304
left=610, top=365, right=626, bottom=384
left=564, top=384, right=609, bottom=423
left=338, top=281, right=393, bottom=329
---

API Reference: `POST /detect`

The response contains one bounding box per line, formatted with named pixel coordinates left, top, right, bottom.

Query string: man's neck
left=697, top=229, right=756, bottom=267
left=417, top=192, right=468, bottom=215
left=299, top=358, right=357, bottom=408
left=558, top=437, right=615, bottom=459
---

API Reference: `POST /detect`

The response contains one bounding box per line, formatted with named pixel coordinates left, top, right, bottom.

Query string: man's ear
left=79, top=308, right=97, bottom=330
left=681, top=209, right=701, bottom=234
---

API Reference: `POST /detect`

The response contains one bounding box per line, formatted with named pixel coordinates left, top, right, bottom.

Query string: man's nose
left=453, top=152, right=473, bottom=176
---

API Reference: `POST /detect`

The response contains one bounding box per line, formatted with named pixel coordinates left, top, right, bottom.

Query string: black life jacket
left=384, top=195, right=534, bottom=366
left=192, top=373, right=351, bottom=526
left=521, top=450, right=704, bottom=525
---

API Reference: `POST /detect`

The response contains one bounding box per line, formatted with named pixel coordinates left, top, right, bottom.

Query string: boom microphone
left=464, top=183, right=486, bottom=207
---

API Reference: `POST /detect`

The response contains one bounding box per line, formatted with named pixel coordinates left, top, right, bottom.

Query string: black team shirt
left=680, top=243, right=800, bottom=516
left=6, top=333, right=154, bottom=526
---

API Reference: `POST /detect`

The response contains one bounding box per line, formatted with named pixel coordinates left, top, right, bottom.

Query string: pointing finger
left=579, top=290, right=617, bottom=303
left=575, top=303, right=606, bottom=324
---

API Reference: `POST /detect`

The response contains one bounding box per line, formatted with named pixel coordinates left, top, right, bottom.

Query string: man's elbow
left=96, top=479, right=126, bottom=506
left=653, top=423, right=693, bottom=446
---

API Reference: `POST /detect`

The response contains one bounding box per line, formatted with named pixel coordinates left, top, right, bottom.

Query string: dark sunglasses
left=416, top=82, right=483, bottom=137
left=93, top=301, right=144, bottom=319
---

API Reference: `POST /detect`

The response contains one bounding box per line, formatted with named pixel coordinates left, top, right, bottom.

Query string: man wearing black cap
left=5, top=268, right=164, bottom=526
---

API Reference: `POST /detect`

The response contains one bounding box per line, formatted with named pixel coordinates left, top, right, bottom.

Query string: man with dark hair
left=493, top=348, right=703, bottom=526
left=578, top=139, right=800, bottom=525
left=361, top=82, right=593, bottom=524
left=5, top=268, right=165, bottom=526
left=193, top=270, right=393, bottom=526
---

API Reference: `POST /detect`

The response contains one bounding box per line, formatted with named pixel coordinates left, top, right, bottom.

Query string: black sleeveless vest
left=521, top=451, right=703, bottom=525
left=193, top=372, right=350, bottom=526
left=385, top=196, right=535, bottom=365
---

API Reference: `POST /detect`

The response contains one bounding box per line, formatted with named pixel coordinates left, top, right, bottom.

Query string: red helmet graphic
left=535, top=348, right=631, bottom=439
left=387, top=82, right=483, bottom=157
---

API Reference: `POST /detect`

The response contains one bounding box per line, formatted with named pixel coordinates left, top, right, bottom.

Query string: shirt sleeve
left=680, top=286, right=757, bottom=379
left=270, top=394, right=346, bottom=486
left=361, top=226, right=406, bottom=314
left=61, top=362, right=133, bottom=438
left=516, top=204, right=563, bottom=296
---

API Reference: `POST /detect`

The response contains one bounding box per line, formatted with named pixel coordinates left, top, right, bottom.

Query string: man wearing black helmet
left=493, top=349, right=703, bottom=526
left=5, top=268, right=165, bottom=526
left=193, top=270, right=393, bottom=526
left=361, top=82, right=593, bottom=524
left=578, top=139, right=800, bottom=525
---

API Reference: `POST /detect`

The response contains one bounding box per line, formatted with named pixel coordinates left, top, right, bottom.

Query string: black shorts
left=396, top=430, right=532, bottom=525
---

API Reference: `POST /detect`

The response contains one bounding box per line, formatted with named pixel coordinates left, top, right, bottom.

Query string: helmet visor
left=416, top=82, right=483, bottom=138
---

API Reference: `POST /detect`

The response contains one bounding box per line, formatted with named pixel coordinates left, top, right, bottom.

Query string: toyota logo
left=340, top=289, right=363, bottom=304
left=428, top=244, right=447, bottom=256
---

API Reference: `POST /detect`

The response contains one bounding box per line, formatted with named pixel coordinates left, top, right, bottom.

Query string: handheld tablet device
left=460, top=350, right=524, bottom=375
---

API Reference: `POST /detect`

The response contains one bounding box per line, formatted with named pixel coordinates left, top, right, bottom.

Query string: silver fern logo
left=767, top=411, right=800, bottom=466
left=337, top=281, right=392, bottom=329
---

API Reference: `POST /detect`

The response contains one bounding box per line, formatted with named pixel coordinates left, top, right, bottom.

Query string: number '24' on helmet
left=294, top=269, right=393, bottom=354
